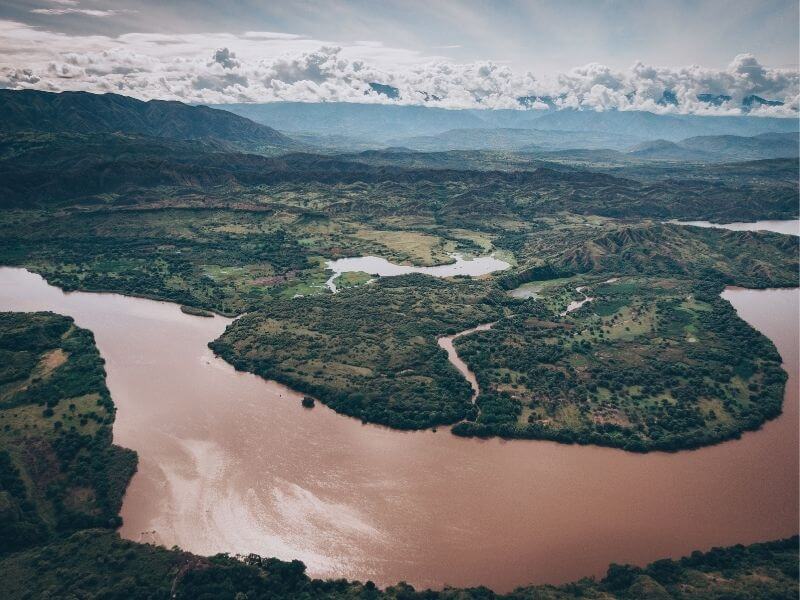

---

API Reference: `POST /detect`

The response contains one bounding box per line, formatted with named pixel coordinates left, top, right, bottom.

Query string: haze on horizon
left=0, top=0, right=798, bottom=114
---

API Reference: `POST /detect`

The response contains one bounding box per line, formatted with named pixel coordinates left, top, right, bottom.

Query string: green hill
left=0, top=89, right=300, bottom=154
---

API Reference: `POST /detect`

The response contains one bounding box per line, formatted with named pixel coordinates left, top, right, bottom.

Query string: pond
left=325, top=254, right=511, bottom=292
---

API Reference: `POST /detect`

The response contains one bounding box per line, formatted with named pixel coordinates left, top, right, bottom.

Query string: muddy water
left=437, top=323, right=494, bottom=402
left=0, top=267, right=797, bottom=592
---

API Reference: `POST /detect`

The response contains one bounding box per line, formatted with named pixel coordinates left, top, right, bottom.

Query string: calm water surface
left=325, top=254, right=510, bottom=292
left=0, top=267, right=797, bottom=592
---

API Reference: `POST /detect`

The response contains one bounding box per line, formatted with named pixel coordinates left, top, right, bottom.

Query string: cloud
left=30, top=8, right=126, bottom=17
left=212, top=47, right=240, bottom=70
left=0, top=19, right=796, bottom=115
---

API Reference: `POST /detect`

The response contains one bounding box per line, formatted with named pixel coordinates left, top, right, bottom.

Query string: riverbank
left=0, top=266, right=796, bottom=591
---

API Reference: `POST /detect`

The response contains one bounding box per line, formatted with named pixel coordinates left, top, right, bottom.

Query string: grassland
left=0, top=208, right=503, bottom=314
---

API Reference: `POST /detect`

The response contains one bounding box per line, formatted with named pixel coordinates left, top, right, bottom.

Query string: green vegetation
left=453, top=277, right=787, bottom=450
left=211, top=275, right=505, bottom=429
left=180, top=305, right=215, bottom=317
left=0, top=91, right=798, bottom=597
left=0, top=89, right=299, bottom=154
left=207, top=218, right=796, bottom=449
left=0, top=312, right=136, bottom=554
left=0, top=528, right=796, bottom=599
left=0, top=91, right=797, bottom=449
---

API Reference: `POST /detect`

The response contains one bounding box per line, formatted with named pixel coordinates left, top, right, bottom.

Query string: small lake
left=0, top=266, right=797, bottom=592
left=668, top=219, right=799, bottom=236
left=325, top=254, right=510, bottom=292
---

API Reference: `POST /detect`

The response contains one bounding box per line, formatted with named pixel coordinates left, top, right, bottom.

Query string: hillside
left=629, top=133, right=799, bottom=161
left=0, top=90, right=300, bottom=154
left=1, top=131, right=796, bottom=225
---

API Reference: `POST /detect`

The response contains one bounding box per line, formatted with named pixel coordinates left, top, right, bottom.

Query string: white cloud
left=0, top=19, right=796, bottom=115
left=30, top=8, right=126, bottom=17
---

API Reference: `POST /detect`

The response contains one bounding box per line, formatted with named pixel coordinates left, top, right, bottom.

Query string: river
left=0, top=265, right=796, bottom=592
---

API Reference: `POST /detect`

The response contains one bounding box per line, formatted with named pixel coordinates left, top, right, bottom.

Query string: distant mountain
left=628, top=139, right=717, bottom=161
left=530, top=110, right=798, bottom=141
left=368, top=83, right=400, bottom=99
left=696, top=93, right=732, bottom=106
left=214, top=102, right=489, bottom=140
left=215, top=101, right=798, bottom=148
left=628, top=132, right=799, bottom=161
left=0, top=89, right=300, bottom=154
left=680, top=132, right=798, bottom=160
left=742, top=95, right=784, bottom=109
left=388, top=127, right=644, bottom=152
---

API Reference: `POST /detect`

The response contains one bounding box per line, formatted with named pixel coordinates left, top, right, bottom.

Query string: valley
left=0, top=267, right=797, bottom=593
left=0, top=89, right=797, bottom=598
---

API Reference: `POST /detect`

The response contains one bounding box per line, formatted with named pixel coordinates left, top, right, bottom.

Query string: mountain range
left=0, top=89, right=300, bottom=154
left=215, top=101, right=799, bottom=146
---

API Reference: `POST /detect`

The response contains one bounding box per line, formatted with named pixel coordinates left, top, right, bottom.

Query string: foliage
left=211, top=275, right=505, bottom=429
left=0, top=312, right=136, bottom=554
left=0, top=529, right=796, bottom=599
left=453, top=277, right=787, bottom=450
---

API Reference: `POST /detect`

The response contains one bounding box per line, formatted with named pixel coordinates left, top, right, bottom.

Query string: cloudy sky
left=1, top=0, right=798, bottom=113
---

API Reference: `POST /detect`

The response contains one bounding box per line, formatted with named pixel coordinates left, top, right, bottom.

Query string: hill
left=679, top=132, right=799, bottom=160
left=0, top=89, right=300, bottom=154
left=627, top=139, right=716, bottom=160
left=629, top=133, right=799, bottom=161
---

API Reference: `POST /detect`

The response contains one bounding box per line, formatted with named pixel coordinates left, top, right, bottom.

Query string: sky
left=1, top=0, right=798, bottom=113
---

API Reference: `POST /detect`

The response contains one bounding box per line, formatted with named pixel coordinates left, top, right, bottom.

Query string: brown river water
left=0, top=267, right=797, bottom=592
